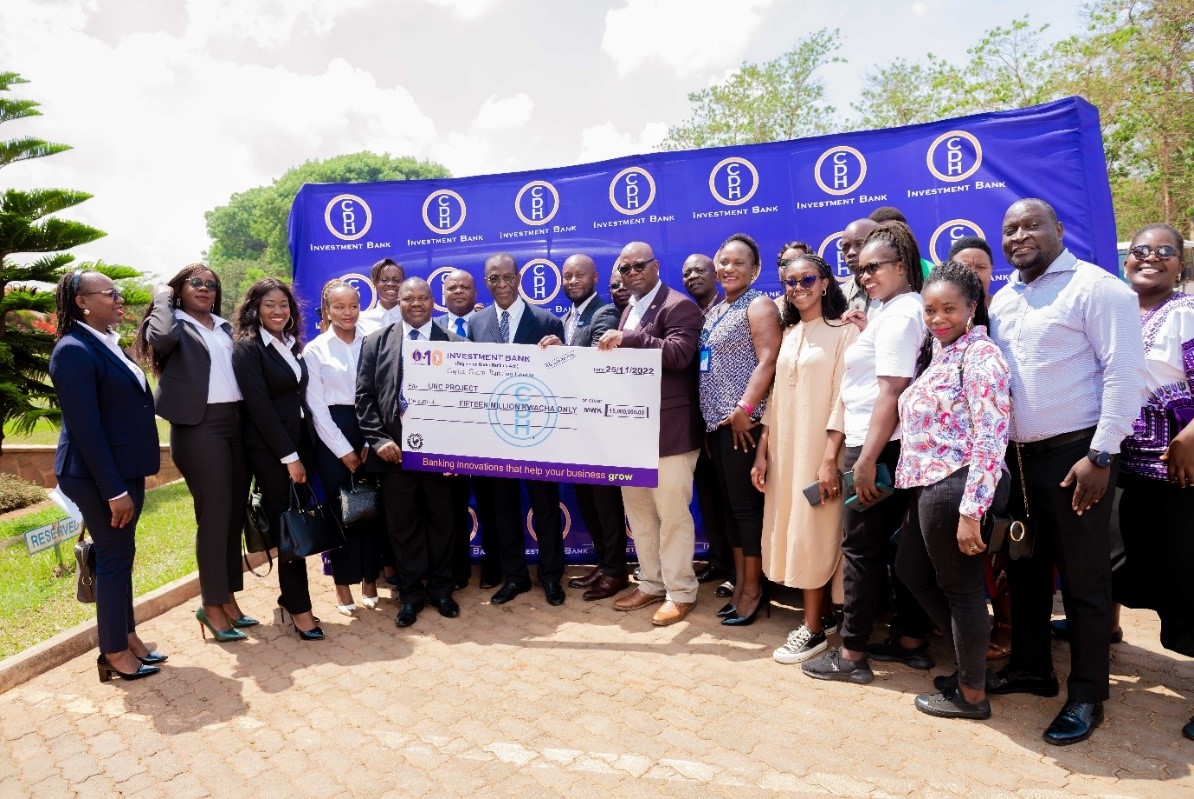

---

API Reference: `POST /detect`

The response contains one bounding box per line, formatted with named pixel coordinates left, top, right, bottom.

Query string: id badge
left=698, top=346, right=712, bottom=373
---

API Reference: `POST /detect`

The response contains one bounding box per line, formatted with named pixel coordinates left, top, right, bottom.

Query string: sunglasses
left=855, top=259, right=901, bottom=278
left=486, top=273, right=518, bottom=286
left=1129, top=244, right=1179, bottom=261
left=617, top=258, right=655, bottom=276
left=609, top=281, right=624, bottom=290
left=782, top=275, right=820, bottom=289
left=79, top=288, right=123, bottom=300
left=186, top=277, right=219, bottom=291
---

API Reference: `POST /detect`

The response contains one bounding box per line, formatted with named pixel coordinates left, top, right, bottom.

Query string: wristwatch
left=1087, top=449, right=1114, bottom=468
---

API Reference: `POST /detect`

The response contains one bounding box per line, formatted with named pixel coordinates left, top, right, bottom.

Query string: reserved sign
left=24, top=517, right=81, bottom=556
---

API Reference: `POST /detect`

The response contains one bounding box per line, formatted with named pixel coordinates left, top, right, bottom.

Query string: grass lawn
left=0, top=480, right=197, bottom=659
left=3, top=415, right=171, bottom=447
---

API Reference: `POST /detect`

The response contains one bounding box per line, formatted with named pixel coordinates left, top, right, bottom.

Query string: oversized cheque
left=400, top=341, right=662, bottom=487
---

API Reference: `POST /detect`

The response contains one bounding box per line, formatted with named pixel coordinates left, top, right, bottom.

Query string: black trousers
left=706, top=426, right=764, bottom=557
left=382, top=468, right=454, bottom=603
left=448, top=475, right=475, bottom=583
left=896, top=468, right=990, bottom=690
left=246, top=443, right=314, bottom=615
left=1006, top=434, right=1115, bottom=702
left=694, top=443, right=732, bottom=573
left=171, top=402, right=249, bottom=606
left=473, top=476, right=563, bottom=584
left=59, top=476, right=144, bottom=654
left=574, top=482, right=627, bottom=577
left=839, top=441, right=933, bottom=652
left=312, top=405, right=382, bottom=586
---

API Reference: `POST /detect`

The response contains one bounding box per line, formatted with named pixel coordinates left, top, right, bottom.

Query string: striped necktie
left=499, top=310, right=510, bottom=343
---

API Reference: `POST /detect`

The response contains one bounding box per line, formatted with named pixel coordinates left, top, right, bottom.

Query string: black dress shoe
left=454, top=576, right=470, bottom=590
left=1043, top=700, right=1104, bottom=746
left=543, top=581, right=566, bottom=606
left=479, top=574, right=502, bottom=590
left=1183, top=715, right=1194, bottom=741
left=715, top=580, right=734, bottom=598
left=987, top=668, right=1060, bottom=697
left=695, top=565, right=731, bottom=584
left=491, top=580, right=531, bottom=605
left=568, top=566, right=602, bottom=589
left=395, top=600, right=425, bottom=628
left=432, top=596, right=460, bottom=618
left=136, top=651, right=169, bottom=665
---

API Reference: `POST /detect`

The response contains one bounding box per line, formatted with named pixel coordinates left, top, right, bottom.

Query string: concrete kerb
left=0, top=549, right=273, bottom=695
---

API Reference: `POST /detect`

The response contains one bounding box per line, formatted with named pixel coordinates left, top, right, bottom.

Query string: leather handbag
left=278, top=481, right=345, bottom=563
left=242, top=478, right=274, bottom=577
left=338, top=475, right=379, bottom=528
left=74, top=528, right=96, bottom=603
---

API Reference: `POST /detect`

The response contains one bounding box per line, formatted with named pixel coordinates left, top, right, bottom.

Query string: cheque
left=400, top=341, right=662, bottom=487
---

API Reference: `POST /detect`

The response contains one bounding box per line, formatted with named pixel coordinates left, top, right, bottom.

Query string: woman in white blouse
left=304, top=280, right=379, bottom=615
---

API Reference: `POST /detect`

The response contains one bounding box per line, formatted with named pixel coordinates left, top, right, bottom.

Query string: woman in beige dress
left=752, top=252, right=857, bottom=664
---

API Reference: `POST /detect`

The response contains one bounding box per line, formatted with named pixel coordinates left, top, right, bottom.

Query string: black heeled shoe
left=136, top=651, right=169, bottom=665
left=715, top=602, right=737, bottom=618
left=722, top=586, right=771, bottom=626
left=278, top=602, right=325, bottom=641
left=97, top=653, right=160, bottom=683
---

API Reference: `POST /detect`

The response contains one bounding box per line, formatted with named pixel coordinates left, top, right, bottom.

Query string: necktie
left=499, top=310, right=510, bottom=343
left=408, top=328, right=420, bottom=340
left=565, top=311, right=577, bottom=344
left=400, top=329, right=418, bottom=415
left=454, top=317, right=466, bottom=337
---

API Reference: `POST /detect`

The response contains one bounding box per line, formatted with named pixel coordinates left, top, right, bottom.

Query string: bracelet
left=736, top=400, right=754, bottom=415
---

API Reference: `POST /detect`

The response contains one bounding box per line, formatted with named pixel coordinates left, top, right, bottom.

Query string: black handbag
left=242, top=478, right=274, bottom=576
left=74, top=528, right=96, bottom=603
left=278, top=481, right=346, bottom=563
left=338, top=475, right=379, bottom=528
left=983, top=444, right=1035, bottom=560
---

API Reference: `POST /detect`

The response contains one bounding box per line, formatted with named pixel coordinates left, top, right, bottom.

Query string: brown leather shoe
left=582, top=574, right=630, bottom=601
left=613, top=589, right=665, bottom=612
left=651, top=600, right=696, bottom=626
left=568, top=566, right=602, bottom=589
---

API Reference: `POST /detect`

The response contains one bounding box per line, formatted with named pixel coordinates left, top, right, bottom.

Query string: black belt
left=1014, top=427, right=1096, bottom=457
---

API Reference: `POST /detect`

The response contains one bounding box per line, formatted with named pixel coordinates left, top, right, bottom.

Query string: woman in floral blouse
left=894, top=261, right=1010, bottom=720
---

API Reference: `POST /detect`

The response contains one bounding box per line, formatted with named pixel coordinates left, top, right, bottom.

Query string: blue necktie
left=400, top=329, right=419, bottom=414
left=454, top=317, right=466, bottom=337
left=499, top=310, right=510, bottom=343
left=408, top=328, right=420, bottom=340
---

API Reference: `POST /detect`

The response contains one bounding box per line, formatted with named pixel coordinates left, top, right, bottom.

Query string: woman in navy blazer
left=50, top=270, right=164, bottom=683
left=231, top=278, right=324, bottom=640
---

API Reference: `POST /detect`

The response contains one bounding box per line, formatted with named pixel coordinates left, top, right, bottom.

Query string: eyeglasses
left=486, top=273, right=518, bottom=286
left=782, top=275, right=820, bottom=289
left=617, top=258, right=655, bottom=276
left=79, top=288, right=123, bottom=300
left=609, top=281, right=624, bottom=290
left=1129, top=244, right=1179, bottom=261
left=855, top=259, right=901, bottom=278
left=186, top=277, right=219, bottom=291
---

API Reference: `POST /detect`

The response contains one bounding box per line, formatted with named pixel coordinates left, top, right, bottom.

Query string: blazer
left=231, top=333, right=310, bottom=461
left=468, top=301, right=565, bottom=346
left=142, top=292, right=235, bottom=425
left=618, top=283, right=704, bottom=458
left=49, top=323, right=160, bottom=499
left=564, top=296, right=621, bottom=348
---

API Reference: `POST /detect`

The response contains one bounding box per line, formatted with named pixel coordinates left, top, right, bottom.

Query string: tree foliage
left=205, top=152, right=450, bottom=295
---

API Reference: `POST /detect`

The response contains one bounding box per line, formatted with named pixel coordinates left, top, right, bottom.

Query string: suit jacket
left=468, top=301, right=565, bottom=346
left=49, top=323, right=160, bottom=499
left=231, top=333, right=310, bottom=461
left=618, top=283, right=703, bottom=457
left=564, top=296, right=621, bottom=348
left=142, top=292, right=235, bottom=425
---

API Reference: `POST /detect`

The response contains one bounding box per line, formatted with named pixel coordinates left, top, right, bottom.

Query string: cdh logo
left=519, top=258, right=561, bottom=305
left=708, top=157, right=759, bottom=206
left=323, top=194, right=372, bottom=241
left=608, top=167, right=656, bottom=215
left=514, top=180, right=560, bottom=226
left=929, top=219, right=987, bottom=264
left=926, top=130, right=983, bottom=183
left=426, top=265, right=456, bottom=313
left=338, top=272, right=377, bottom=312
left=814, top=146, right=867, bottom=196
left=526, top=502, right=572, bottom=541
left=421, top=189, right=467, bottom=235
left=817, top=232, right=853, bottom=282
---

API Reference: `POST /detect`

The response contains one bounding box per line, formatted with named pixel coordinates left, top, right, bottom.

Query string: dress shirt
left=358, top=302, right=402, bottom=334
left=402, top=320, right=434, bottom=341
left=259, top=327, right=302, bottom=464
left=174, top=310, right=241, bottom=403
left=76, top=323, right=147, bottom=501
left=566, top=293, right=596, bottom=341
left=441, top=311, right=472, bottom=338
left=624, top=280, right=663, bottom=331
left=988, top=249, right=1147, bottom=453
left=302, top=326, right=363, bottom=458
left=494, top=298, right=526, bottom=343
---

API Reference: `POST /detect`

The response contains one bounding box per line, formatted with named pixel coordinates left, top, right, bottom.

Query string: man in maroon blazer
left=597, top=241, right=703, bottom=626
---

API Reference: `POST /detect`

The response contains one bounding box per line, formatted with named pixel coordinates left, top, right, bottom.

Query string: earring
left=83, top=309, right=90, bottom=315
left=965, top=316, right=973, bottom=332
left=821, top=288, right=827, bottom=297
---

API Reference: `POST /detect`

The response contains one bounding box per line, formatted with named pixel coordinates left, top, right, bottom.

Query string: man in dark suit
left=598, top=242, right=704, bottom=626
left=357, top=277, right=461, bottom=629
left=537, top=254, right=628, bottom=601
left=469, top=252, right=568, bottom=607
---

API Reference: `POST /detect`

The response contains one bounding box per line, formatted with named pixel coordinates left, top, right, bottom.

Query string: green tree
left=658, top=28, right=845, bottom=150
left=205, top=152, right=451, bottom=294
left=851, top=58, right=946, bottom=129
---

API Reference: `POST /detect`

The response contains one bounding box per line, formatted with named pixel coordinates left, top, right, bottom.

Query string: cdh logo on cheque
left=514, top=180, right=560, bottom=226
left=926, top=130, right=983, bottom=183
left=814, top=146, right=867, bottom=196
left=324, top=194, right=372, bottom=241
left=608, top=167, right=656, bottom=215
left=708, top=157, right=759, bottom=206
left=929, top=219, right=986, bottom=264
left=519, top=258, right=562, bottom=305
left=817, top=232, right=853, bottom=282
left=421, top=189, right=467, bottom=235
left=338, top=272, right=377, bottom=311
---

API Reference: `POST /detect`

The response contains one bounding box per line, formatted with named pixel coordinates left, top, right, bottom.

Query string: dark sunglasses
left=855, top=258, right=900, bottom=278
left=782, top=275, right=820, bottom=289
left=79, top=288, right=123, bottom=300
left=617, top=258, right=655, bottom=275
left=609, top=281, right=624, bottom=290
left=1129, top=244, right=1179, bottom=261
left=186, top=277, right=219, bottom=291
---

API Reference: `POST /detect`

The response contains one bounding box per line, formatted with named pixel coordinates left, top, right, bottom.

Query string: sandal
left=986, top=622, right=1012, bottom=661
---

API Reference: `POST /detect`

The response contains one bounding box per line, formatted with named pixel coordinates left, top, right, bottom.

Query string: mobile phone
left=844, top=482, right=895, bottom=510
left=841, top=464, right=894, bottom=510
left=802, top=480, right=823, bottom=506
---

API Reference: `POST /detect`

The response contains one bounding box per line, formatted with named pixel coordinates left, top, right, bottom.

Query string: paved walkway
left=1, top=562, right=1191, bottom=798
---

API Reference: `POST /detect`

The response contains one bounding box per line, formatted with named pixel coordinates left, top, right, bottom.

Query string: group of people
left=48, top=195, right=1191, bottom=746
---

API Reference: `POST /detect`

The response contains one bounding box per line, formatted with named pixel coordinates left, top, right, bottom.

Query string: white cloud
left=601, top=0, right=777, bottom=78
left=471, top=93, right=533, bottom=130
left=911, top=2, right=928, bottom=15
left=576, top=121, right=669, bottom=164
left=419, top=0, right=505, bottom=21
left=182, top=0, right=372, bottom=48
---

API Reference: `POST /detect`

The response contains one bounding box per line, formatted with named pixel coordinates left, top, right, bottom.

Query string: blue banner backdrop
left=289, top=96, right=1115, bottom=564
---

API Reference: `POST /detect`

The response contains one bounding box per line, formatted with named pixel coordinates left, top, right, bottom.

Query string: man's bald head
left=615, top=241, right=659, bottom=299
left=561, top=254, right=599, bottom=305
left=841, top=217, right=879, bottom=273
left=443, top=268, right=476, bottom=316
left=681, top=253, right=718, bottom=307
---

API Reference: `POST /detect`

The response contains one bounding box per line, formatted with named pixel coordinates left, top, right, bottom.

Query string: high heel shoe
left=97, top=653, right=159, bottom=683
left=196, top=607, right=247, bottom=642
left=229, top=615, right=259, bottom=628
left=278, top=602, right=325, bottom=641
left=722, top=585, right=771, bottom=626
left=335, top=603, right=357, bottom=617
left=360, top=595, right=379, bottom=610
left=136, top=651, right=169, bottom=665
left=715, top=602, right=737, bottom=618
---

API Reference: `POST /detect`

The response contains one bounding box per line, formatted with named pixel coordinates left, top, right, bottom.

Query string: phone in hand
left=841, top=464, right=894, bottom=511
left=802, top=480, right=824, bottom=506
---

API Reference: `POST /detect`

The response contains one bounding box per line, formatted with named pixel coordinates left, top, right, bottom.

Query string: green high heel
left=229, top=615, right=260, bottom=628
left=196, top=607, right=247, bottom=642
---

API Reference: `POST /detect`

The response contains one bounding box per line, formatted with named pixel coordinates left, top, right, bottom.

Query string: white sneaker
left=773, top=625, right=828, bottom=664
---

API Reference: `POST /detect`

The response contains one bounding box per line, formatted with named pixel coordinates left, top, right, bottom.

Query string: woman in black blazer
left=138, top=264, right=251, bottom=642
left=231, top=278, right=324, bottom=640
left=50, top=270, right=165, bottom=682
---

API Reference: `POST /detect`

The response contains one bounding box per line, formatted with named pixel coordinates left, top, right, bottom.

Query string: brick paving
left=1, top=561, right=1191, bottom=798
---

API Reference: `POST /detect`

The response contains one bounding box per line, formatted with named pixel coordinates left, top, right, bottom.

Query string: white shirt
left=358, top=302, right=402, bottom=335
left=174, top=310, right=241, bottom=403
left=259, top=327, right=302, bottom=463
left=302, top=326, right=364, bottom=459
left=494, top=298, right=526, bottom=343
left=76, top=322, right=147, bottom=501
left=402, top=320, right=435, bottom=341
left=439, top=311, right=473, bottom=338
left=624, top=280, right=663, bottom=331
left=838, top=291, right=924, bottom=448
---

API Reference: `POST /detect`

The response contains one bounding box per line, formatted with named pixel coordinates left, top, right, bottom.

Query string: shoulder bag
left=278, top=481, right=346, bottom=563
left=339, top=474, right=379, bottom=528
left=242, top=478, right=274, bottom=576
left=74, top=527, right=96, bottom=603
